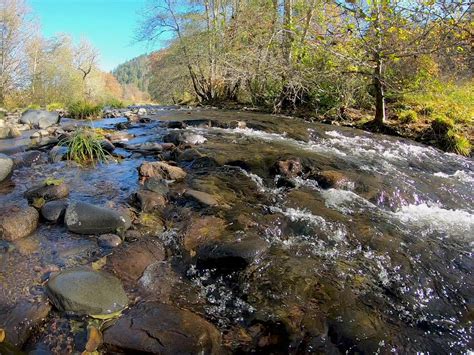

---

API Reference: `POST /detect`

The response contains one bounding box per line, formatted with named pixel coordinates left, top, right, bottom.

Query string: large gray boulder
left=46, top=267, right=128, bottom=316
left=20, top=110, right=60, bottom=129
left=65, top=202, right=131, bottom=234
left=0, top=153, right=13, bottom=182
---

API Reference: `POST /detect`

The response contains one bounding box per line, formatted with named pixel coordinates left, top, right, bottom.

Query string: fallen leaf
left=32, top=197, right=46, bottom=209
left=44, top=177, right=64, bottom=186
left=89, top=309, right=123, bottom=320
left=85, top=326, right=102, bottom=352
left=91, top=256, right=107, bottom=270
left=0, top=328, right=5, bottom=342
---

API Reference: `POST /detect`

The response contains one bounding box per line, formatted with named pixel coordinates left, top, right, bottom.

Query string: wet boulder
left=11, top=150, right=47, bottom=168
left=184, top=189, right=219, bottom=207
left=40, top=200, right=68, bottom=223
left=98, top=233, right=123, bottom=248
left=312, top=170, right=352, bottom=189
left=103, top=302, right=222, bottom=354
left=107, top=239, right=165, bottom=282
left=163, top=131, right=207, bottom=145
left=134, top=190, right=167, bottom=212
left=0, top=206, right=39, bottom=241
left=0, top=153, right=13, bottom=182
left=24, top=181, right=70, bottom=203
left=64, top=202, right=131, bottom=235
left=49, top=145, right=68, bottom=163
left=100, top=139, right=115, bottom=153
left=196, top=236, right=269, bottom=271
left=0, top=299, right=51, bottom=348
left=273, top=159, right=303, bottom=178
left=139, top=161, right=187, bottom=182
left=20, top=110, right=60, bottom=129
left=46, top=267, right=128, bottom=316
left=143, top=177, right=169, bottom=195
left=183, top=216, right=227, bottom=252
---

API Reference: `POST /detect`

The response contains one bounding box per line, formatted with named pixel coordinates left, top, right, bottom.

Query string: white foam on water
left=269, top=206, right=347, bottom=242
left=392, top=203, right=474, bottom=238
left=434, top=170, right=474, bottom=184
left=320, top=188, right=376, bottom=214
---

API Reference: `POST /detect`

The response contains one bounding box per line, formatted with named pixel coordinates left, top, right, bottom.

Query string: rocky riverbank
left=0, top=106, right=472, bottom=353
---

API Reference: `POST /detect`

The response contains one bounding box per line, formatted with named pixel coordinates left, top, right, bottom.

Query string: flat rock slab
left=20, top=110, right=60, bottom=129
left=65, top=202, right=131, bottom=235
left=0, top=206, right=39, bottom=241
left=46, top=267, right=128, bottom=316
left=103, top=302, right=222, bottom=354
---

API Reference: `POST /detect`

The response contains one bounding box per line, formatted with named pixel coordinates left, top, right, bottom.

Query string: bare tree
left=74, top=38, right=99, bottom=98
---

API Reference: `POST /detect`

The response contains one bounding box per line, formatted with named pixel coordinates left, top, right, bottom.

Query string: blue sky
left=30, top=0, right=158, bottom=71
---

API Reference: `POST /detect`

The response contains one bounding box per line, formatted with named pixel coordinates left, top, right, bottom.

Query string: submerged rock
left=184, top=189, right=219, bottom=207
left=0, top=299, right=51, bottom=348
left=0, top=206, right=39, bottom=241
left=196, top=236, right=269, bottom=271
left=143, top=177, right=169, bottom=195
left=24, top=181, right=70, bottom=203
left=273, top=159, right=303, bottom=178
left=98, top=233, right=122, bottom=248
left=312, top=170, right=352, bottom=189
left=40, top=200, right=68, bottom=223
left=64, top=202, right=131, bottom=235
left=0, top=153, right=14, bottom=182
left=46, top=267, right=128, bottom=316
left=103, top=302, right=222, bottom=354
left=139, top=161, right=187, bottom=182
left=183, top=216, right=227, bottom=252
left=49, top=145, right=68, bottom=163
left=134, top=190, right=167, bottom=212
left=107, top=239, right=165, bottom=282
left=12, top=150, right=48, bottom=168
left=20, top=110, right=60, bottom=129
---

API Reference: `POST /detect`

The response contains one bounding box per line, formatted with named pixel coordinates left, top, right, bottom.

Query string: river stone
left=103, top=302, right=222, bottom=354
left=273, top=158, right=303, bottom=178
left=12, top=150, right=47, bottom=168
left=107, top=239, right=165, bottom=282
left=183, top=216, right=227, bottom=252
left=49, top=145, right=68, bottom=163
left=135, top=190, right=167, bottom=212
left=184, top=189, right=219, bottom=207
left=24, top=182, right=70, bottom=202
left=65, top=202, right=131, bottom=235
left=98, top=234, right=122, bottom=248
left=0, top=300, right=51, bottom=348
left=41, top=200, right=68, bottom=223
left=312, top=170, right=351, bottom=189
left=20, top=110, right=60, bottom=129
left=46, top=267, right=128, bottom=316
left=0, top=206, right=39, bottom=241
left=139, top=161, right=187, bottom=182
left=196, top=236, right=270, bottom=271
left=0, top=153, right=14, bottom=182
left=144, top=177, right=169, bottom=195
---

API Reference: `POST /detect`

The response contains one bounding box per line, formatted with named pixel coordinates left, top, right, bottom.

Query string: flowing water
left=0, top=108, right=472, bottom=353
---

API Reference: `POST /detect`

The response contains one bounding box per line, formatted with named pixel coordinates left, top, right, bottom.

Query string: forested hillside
left=112, top=54, right=151, bottom=95
left=134, top=0, right=472, bottom=155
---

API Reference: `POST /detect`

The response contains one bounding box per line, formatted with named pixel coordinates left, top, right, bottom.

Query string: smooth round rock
left=41, top=200, right=68, bottom=223
left=46, top=267, right=128, bottom=316
left=98, top=234, right=122, bottom=248
left=65, top=202, right=131, bottom=235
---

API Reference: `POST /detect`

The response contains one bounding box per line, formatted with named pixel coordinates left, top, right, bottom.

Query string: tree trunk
left=373, top=55, right=385, bottom=125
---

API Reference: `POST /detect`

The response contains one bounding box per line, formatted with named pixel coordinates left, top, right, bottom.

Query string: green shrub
left=103, top=98, right=126, bottom=109
left=431, top=114, right=455, bottom=134
left=22, top=104, right=41, bottom=113
left=445, top=130, right=471, bottom=156
left=47, top=102, right=64, bottom=111
left=59, top=127, right=109, bottom=165
left=418, top=105, right=434, bottom=116
left=68, top=101, right=103, bottom=120
left=399, top=109, right=418, bottom=123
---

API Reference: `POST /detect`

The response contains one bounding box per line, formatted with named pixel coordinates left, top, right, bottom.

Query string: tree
left=0, top=0, right=35, bottom=105
left=332, top=0, right=471, bottom=125
left=74, top=38, right=99, bottom=98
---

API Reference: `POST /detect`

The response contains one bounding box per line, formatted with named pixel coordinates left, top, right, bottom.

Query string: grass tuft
left=59, top=127, right=110, bottom=165
left=398, top=109, right=418, bottom=123
left=68, top=101, right=103, bottom=120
